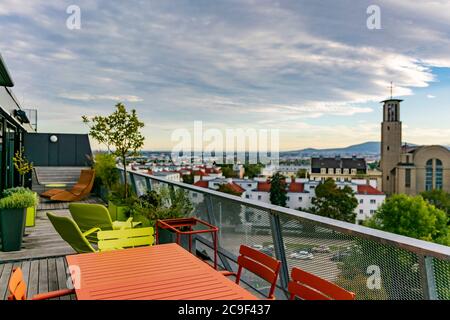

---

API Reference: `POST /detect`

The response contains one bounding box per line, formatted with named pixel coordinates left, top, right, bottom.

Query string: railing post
left=128, top=171, right=137, bottom=195
left=269, top=210, right=290, bottom=298
left=204, top=194, right=233, bottom=272
left=418, top=255, right=438, bottom=300
left=145, top=177, right=152, bottom=191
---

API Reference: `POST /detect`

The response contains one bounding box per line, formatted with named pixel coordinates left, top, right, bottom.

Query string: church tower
left=381, top=98, right=403, bottom=195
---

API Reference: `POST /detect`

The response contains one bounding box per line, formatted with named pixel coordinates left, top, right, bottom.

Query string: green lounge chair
left=46, top=212, right=97, bottom=254
left=69, top=203, right=141, bottom=243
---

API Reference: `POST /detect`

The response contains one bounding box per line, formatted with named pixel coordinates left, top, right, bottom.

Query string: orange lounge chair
left=288, top=267, right=355, bottom=300
left=41, top=169, right=95, bottom=202
left=8, top=267, right=75, bottom=300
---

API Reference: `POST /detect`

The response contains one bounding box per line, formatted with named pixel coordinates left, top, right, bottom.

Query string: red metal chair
left=8, top=267, right=75, bottom=300
left=288, top=267, right=355, bottom=300
left=222, top=245, right=281, bottom=299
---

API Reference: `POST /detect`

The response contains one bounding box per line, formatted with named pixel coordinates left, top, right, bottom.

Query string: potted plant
left=93, top=153, right=120, bottom=202
left=108, top=183, right=137, bottom=221
left=129, top=187, right=194, bottom=250
left=2, top=187, right=39, bottom=228
left=0, top=189, right=37, bottom=251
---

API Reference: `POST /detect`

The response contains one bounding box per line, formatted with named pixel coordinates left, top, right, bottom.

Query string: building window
left=387, top=146, right=390, bottom=151
left=247, top=184, right=252, bottom=187
left=370, top=199, right=376, bottom=204
left=245, top=194, right=250, bottom=199
left=436, top=159, right=443, bottom=190
left=328, top=168, right=334, bottom=174
left=287, top=196, right=290, bottom=201
left=359, top=199, right=363, bottom=204
left=321, top=168, right=326, bottom=174
left=343, top=169, right=349, bottom=175
left=405, top=168, right=411, bottom=188
left=336, top=168, right=341, bottom=175
left=298, top=197, right=302, bottom=201
left=370, top=210, right=375, bottom=214
left=258, top=195, right=262, bottom=200
left=351, top=169, right=357, bottom=175
left=359, top=209, right=364, bottom=214
left=426, top=159, right=433, bottom=191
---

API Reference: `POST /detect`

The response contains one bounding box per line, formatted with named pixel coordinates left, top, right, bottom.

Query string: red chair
left=8, top=267, right=75, bottom=300
left=288, top=267, right=355, bottom=300
left=222, top=245, right=281, bottom=299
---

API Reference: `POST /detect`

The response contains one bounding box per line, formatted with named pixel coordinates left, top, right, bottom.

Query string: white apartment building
left=193, top=177, right=386, bottom=224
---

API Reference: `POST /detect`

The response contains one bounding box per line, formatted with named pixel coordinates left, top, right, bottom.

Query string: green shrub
left=94, top=153, right=119, bottom=191
left=3, top=187, right=30, bottom=197
left=0, top=191, right=37, bottom=209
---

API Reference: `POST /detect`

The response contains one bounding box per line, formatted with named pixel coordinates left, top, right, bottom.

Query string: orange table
left=66, top=243, right=258, bottom=300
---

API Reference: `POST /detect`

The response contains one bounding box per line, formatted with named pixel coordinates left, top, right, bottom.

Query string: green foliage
left=182, top=173, right=195, bottom=184
left=421, top=189, right=450, bottom=216
left=128, top=187, right=193, bottom=227
left=109, top=183, right=138, bottom=207
left=243, top=163, right=263, bottom=178
left=364, top=194, right=450, bottom=245
left=13, top=147, right=33, bottom=187
left=83, top=103, right=145, bottom=198
left=295, top=169, right=308, bottom=178
left=220, top=165, right=238, bottom=178
left=93, top=153, right=119, bottom=191
left=0, top=189, right=37, bottom=209
left=311, top=178, right=357, bottom=223
left=270, top=172, right=287, bottom=207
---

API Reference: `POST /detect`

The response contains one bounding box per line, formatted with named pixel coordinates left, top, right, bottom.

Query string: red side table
left=155, top=217, right=219, bottom=269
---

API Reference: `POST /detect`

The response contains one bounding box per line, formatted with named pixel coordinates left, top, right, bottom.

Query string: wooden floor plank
left=27, top=260, right=40, bottom=298
left=38, top=259, right=49, bottom=295
left=56, top=257, right=70, bottom=300
left=21, top=260, right=31, bottom=298
left=0, top=263, right=13, bottom=300
left=47, top=258, right=59, bottom=300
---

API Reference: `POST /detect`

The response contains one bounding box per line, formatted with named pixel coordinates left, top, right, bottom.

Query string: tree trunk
left=122, top=155, right=128, bottom=199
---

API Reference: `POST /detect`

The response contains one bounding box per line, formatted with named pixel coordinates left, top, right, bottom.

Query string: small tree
left=365, top=194, right=450, bottom=245
left=270, top=173, right=287, bottom=207
left=83, top=103, right=144, bottom=199
left=311, top=178, right=358, bottom=223
left=296, top=169, right=308, bottom=178
left=421, top=189, right=450, bottom=217
left=13, top=147, right=33, bottom=187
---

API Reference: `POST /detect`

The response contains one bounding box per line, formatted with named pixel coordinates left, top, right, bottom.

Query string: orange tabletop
left=66, top=243, right=258, bottom=300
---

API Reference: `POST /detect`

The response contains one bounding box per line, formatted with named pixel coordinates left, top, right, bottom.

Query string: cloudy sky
left=0, top=0, right=449, bottom=151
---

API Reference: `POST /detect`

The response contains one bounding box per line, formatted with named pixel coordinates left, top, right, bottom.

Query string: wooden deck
left=0, top=257, right=76, bottom=300
left=0, top=196, right=104, bottom=263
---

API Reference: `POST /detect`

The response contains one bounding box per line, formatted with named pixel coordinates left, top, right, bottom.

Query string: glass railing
left=121, top=168, right=450, bottom=300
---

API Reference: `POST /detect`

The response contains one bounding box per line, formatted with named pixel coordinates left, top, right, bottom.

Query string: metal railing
left=121, top=168, right=450, bottom=300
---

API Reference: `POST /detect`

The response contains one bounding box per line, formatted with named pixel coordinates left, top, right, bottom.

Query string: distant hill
left=282, top=141, right=381, bottom=157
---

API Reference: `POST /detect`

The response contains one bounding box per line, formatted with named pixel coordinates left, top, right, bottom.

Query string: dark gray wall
left=24, top=133, right=92, bottom=166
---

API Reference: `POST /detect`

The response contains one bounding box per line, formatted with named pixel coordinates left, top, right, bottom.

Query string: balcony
left=1, top=167, right=450, bottom=300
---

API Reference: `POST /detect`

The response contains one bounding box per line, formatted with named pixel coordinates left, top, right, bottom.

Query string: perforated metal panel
left=125, top=170, right=450, bottom=300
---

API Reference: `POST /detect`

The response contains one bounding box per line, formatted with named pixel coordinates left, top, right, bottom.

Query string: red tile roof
left=257, top=182, right=271, bottom=192
left=193, top=180, right=209, bottom=188
left=357, top=185, right=384, bottom=195
left=193, top=170, right=208, bottom=176
left=225, top=183, right=246, bottom=194
left=289, top=182, right=304, bottom=193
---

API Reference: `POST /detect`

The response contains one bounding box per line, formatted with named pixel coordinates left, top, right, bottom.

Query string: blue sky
left=0, top=0, right=449, bottom=151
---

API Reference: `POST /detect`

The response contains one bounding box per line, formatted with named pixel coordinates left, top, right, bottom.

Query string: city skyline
left=1, top=0, right=449, bottom=151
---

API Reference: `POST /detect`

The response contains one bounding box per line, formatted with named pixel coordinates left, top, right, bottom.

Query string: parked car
left=330, top=251, right=352, bottom=262
left=289, top=251, right=314, bottom=260
left=251, top=244, right=263, bottom=250
left=312, top=245, right=331, bottom=253
left=260, top=247, right=274, bottom=257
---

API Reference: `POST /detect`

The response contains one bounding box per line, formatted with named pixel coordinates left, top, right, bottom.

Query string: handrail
left=122, top=168, right=450, bottom=261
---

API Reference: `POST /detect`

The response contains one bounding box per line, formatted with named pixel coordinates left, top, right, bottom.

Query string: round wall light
left=49, top=135, right=58, bottom=143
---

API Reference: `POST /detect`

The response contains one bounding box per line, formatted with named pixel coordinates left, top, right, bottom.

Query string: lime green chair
left=97, top=227, right=154, bottom=251
left=46, top=212, right=97, bottom=254
left=69, top=203, right=141, bottom=243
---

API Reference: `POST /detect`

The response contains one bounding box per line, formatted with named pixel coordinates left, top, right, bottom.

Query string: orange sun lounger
left=41, top=169, right=95, bottom=202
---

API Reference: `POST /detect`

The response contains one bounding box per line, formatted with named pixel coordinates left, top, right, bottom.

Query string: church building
left=380, top=98, right=450, bottom=195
